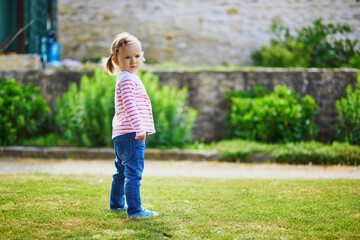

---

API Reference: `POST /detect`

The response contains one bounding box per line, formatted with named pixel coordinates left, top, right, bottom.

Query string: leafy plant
left=335, top=72, right=360, bottom=145
left=0, top=78, right=51, bottom=145
left=226, top=85, right=266, bottom=99
left=226, top=86, right=318, bottom=143
left=81, top=57, right=102, bottom=63
left=349, top=54, right=360, bottom=68
left=252, top=18, right=359, bottom=68
left=141, top=71, right=198, bottom=147
left=55, top=70, right=114, bottom=147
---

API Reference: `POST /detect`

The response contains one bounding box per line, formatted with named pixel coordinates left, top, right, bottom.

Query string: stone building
left=58, top=0, right=360, bottom=66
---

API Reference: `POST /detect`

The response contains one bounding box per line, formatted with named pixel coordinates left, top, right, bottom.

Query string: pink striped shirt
left=112, top=71, right=155, bottom=139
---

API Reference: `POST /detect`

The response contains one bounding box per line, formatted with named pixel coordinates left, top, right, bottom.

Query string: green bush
left=55, top=70, right=114, bottom=147
left=335, top=72, right=360, bottom=145
left=0, top=78, right=51, bottom=145
left=226, top=86, right=318, bottom=143
left=141, top=71, right=198, bottom=148
left=252, top=19, right=359, bottom=68
left=55, top=70, right=197, bottom=148
left=349, top=54, right=360, bottom=68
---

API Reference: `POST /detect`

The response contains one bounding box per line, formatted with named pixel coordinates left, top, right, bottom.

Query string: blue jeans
left=110, top=132, right=147, bottom=216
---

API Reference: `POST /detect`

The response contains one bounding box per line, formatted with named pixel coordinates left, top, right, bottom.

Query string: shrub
left=349, top=54, right=360, bottom=68
left=0, top=78, right=51, bottom=145
left=335, top=72, right=360, bottom=145
left=252, top=19, right=359, bottom=68
left=226, top=86, right=318, bottom=143
left=55, top=70, right=197, bottom=148
left=141, top=71, right=198, bottom=148
left=55, top=70, right=114, bottom=147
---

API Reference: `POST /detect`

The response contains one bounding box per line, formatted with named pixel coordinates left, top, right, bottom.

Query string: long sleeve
left=112, top=71, right=155, bottom=139
left=117, top=79, right=146, bottom=137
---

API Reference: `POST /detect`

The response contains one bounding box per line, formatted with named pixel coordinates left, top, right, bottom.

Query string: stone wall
left=1, top=68, right=357, bottom=142
left=0, top=54, right=41, bottom=71
left=58, top=0, right=360, bottom=66
left=152, top=68, right=358, bottom=141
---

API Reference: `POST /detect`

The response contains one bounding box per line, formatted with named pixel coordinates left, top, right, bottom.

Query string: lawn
left=1, top=175, right=359, bottom=239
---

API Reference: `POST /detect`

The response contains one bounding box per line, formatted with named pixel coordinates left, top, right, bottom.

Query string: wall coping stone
left=0, top=146, right=280, bottom=163
left=0, top=146, right=219, bottom=161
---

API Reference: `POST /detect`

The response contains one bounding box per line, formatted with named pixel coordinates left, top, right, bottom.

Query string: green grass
left=1, top=175, right=359, bottom=239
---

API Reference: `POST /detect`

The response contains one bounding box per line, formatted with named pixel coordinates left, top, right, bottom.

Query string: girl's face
left=115, top=42, right=143, bottom=74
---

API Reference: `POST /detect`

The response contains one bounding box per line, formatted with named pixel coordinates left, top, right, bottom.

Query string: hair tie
left=119, top=40, right=127, bottom=47
left=110, top=53, right=113, bottom=58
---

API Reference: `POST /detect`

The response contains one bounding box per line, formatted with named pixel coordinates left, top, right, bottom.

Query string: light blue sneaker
left=109, top=205, right=128, bottom=211
left=133, top=210, right=159, bottom=218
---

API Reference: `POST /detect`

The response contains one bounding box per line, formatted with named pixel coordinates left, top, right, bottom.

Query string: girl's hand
left=135, top=134, right=146, bottom=144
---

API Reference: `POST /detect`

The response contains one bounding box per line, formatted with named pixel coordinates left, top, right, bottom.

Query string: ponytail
left=103, top=55, right=117, bottom=75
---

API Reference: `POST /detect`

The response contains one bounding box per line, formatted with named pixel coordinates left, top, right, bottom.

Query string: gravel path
left=1, top=158, right=359, bottom=179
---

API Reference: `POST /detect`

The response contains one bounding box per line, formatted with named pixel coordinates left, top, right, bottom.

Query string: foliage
left=252, top=18, right=360, bottom=68
left=0, top=78, right=50, bottom=145
left=141, top=71, right=198, bottom=147
left=81, top=57, right=102, bottom=63
left=21, top=133, right=74, bottom=147
left=335, top=72, right=360, bottom=145
left=226, top=86, right=318, bottom=143
left=348, top=54, right=360, bottom=68
left=55, top=70, right=114, bottom=147
left=208, top=139, right=360, bottom=165
left=1, top=175, right=359, bottom=239
left=226, top=85, right=266, bottom=99
left=55, top=70, right=197, bottom=148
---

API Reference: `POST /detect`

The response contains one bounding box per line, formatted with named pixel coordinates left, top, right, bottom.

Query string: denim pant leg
left=109, top=160, right=126, bottom=210
left=123, top=135, right=146, bottom=216
left=109, top=144, right=126, bottom=210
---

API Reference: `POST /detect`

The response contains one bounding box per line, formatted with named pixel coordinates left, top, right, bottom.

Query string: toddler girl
left=104, top=32, right=158, bottom=218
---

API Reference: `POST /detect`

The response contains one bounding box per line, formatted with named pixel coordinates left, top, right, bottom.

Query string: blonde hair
left=103, top=32, right=144, bottom=75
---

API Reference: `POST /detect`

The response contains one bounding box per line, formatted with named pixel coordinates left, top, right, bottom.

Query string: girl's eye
left=136, top=55, right=140, bottom=58
left=125, top=57, right=130, bottom=59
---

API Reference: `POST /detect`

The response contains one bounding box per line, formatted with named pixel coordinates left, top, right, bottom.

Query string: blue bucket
left=48, top=42, right=61, bottom=64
